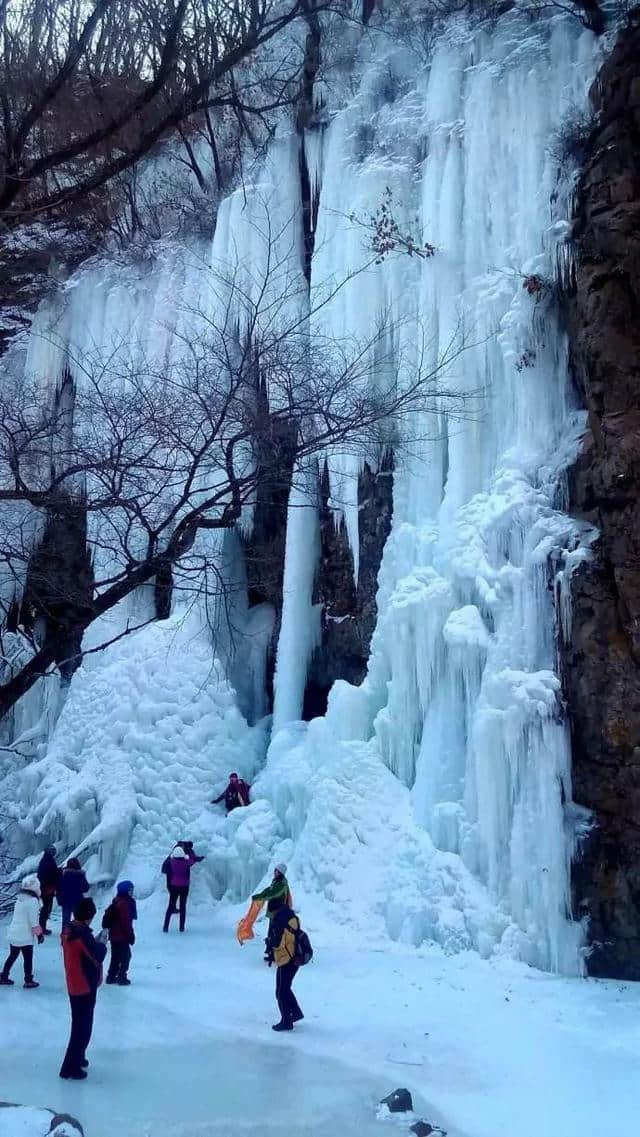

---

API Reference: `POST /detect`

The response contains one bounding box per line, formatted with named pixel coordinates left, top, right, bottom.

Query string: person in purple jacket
left=161, top=841, right=204, bottom=933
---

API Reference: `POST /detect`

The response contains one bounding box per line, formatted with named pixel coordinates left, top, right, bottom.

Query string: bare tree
left=0, top=0, right=357, bottom=345
left=0, top=231, right=472, bottom=723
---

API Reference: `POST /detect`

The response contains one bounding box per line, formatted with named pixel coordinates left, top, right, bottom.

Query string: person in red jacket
left=104, top=881, right=137, bottom=986
left=60, top=897, right=107, bottom=1080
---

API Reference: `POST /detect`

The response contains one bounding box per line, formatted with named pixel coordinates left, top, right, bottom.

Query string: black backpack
left=293, top=925, right=313, bottom=966
left=102, top=902, right=116, bottom=931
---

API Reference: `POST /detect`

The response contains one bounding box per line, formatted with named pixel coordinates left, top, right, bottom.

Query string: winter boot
left=0, top=975, right=14, bottom=986
left=105, top=976, right=117, bottom=984
left=117, top=977, right=131, bottom=986
left=272, top=1020, right=293, bottom=1032
left=292, top=1010, right=304, bottom=1023
left=24, top=979, right=39, bottom=989
left=80, top=1059, right=89, bottom=1069
left=60, top=1069, right=87, bottom=1080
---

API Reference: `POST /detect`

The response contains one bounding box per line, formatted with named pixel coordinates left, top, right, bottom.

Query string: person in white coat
left=0, top=873, right=43, bottom=988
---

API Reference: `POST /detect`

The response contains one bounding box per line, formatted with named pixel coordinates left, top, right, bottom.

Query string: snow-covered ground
left=1, top=894, right=638, bottom=1137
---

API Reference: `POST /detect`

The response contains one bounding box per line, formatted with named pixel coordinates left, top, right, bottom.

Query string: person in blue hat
left=102, top=881, right=137, bottom=986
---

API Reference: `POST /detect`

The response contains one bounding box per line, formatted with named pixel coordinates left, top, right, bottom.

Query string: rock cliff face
left=564, top=11, right=640, bottom=978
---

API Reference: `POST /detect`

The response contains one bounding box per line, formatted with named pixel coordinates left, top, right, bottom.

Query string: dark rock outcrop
left=0, top=1104, right=84, bottom=1137
left=303, top=456, right=393, bottom=718
left=380, top=1088, right=413, bottom=1114
left=564, top=10, right=640, bottom=978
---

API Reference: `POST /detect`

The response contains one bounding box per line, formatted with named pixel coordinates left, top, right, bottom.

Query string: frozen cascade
left=258, top=12, right=604, bottom=973
left=1, top=10, right=606, bottom=974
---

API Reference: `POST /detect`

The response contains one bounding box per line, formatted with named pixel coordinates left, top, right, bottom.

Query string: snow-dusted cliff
left=0, top=8, right=609, bottom=973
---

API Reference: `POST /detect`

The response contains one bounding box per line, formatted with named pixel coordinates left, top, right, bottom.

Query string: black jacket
left=37, top=852, right=61, bottom=892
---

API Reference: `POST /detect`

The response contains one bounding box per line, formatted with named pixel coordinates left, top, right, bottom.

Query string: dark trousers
left=40, top=892, right=54, bottom=931
left=60, top=992, right=96, bottom=1076
left=163, top=886, right=189, bottom=931
left=275, top=961, right=301, bottom=1025
left=1, top=944, right=34, bottom=982
left=107, top=942, right=131, bottom=981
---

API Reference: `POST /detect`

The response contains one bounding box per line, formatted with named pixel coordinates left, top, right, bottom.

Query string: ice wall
left=260, top=11, right=603, bottom=972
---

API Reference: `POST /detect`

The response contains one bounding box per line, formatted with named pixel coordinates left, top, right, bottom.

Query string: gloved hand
left=96, top=929, right=108, bottom=945
left=37, top=934, right=45, bottom=945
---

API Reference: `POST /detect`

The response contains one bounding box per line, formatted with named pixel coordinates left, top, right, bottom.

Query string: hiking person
left=251, top=864, right=291, bottom=915
left=60, top=897, right=108, bottom=1080
left=161, top=842, right=204, bottom=933
left=104, top=881, right=137, bottom=986
left=37, top=846, right=61, bottom=935
left=265, top=895, right=304, bottom=1032
left=0, top=873, right=43, bottom=988
left=211, top=772, right=250, bottom=813
left=57, top=858, right=90, bottom=929
left=252, top=863, right=292, bottom=959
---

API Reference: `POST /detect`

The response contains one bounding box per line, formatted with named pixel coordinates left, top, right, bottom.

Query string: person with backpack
left=103, top=881, right=137, bottom=986
left=211, top=772, right=250, bottom=813
left=161, top=841, right=204, bottom=933
left=37, top=846, right=61, bottom=936
left=0, top=873, right=44, bottom=989
left=60, top=897, right=107, bottom=1080
left=264, top=894, right=312, bottom=1032
left=57, top=858, right=90, bottom=929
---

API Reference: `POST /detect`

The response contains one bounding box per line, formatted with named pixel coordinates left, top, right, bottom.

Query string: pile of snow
left=1, top=610, right=267, bottom=896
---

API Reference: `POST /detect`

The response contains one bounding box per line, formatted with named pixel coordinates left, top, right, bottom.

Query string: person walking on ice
left=162, top=841, right=204, bottom=933
left=265, top=893, right=309, bottom=1032
left=103, top=881, right=137, bottom=985
left=0, top=873, right=44, bottom=988
left=60, top=897, right=107, bottom=1080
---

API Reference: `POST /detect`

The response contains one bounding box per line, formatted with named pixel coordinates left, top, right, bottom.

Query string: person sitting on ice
left=161, top=841, right=204, bottom=933
left=57, top=857, right=90, bottom=930
left=211, top=771, right=251, bottom=813
left=104, top=880, right=137, bottom=986
left=0, top=873, right=44, bottom=989
left=37, top=845, right=62, bottom=935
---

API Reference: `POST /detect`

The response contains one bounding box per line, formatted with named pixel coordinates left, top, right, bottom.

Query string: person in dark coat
left=211, top=772, right=250, bottom=813
left=60, top=897, right=107, bottom=1080
left=37, top=846, right=61, bottom=935
left=105, top=881, right=137, bottom=986
left=57, top=859, right=90, bottom=930
left=161, top=842, right=204, bottom=933
left=265, top=896, right=303, bottom=1032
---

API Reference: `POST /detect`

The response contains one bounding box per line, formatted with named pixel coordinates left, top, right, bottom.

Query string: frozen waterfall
left=1, top=10, right=606, bottom=974
left=262, top=12, right=601, bottom=973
